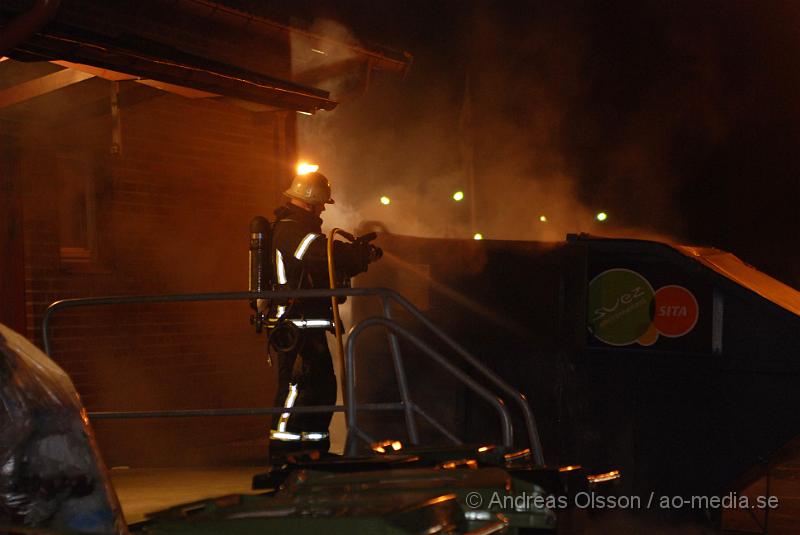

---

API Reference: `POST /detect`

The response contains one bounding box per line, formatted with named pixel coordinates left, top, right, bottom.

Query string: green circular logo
left=588, top=269, right=655, bottom=346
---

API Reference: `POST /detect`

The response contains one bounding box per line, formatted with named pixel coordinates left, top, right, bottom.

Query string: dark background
left=230, top=1, right=800, bottom=288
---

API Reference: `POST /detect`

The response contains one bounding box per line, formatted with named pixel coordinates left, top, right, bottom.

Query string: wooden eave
left=0, top=0, right=413, bottom=113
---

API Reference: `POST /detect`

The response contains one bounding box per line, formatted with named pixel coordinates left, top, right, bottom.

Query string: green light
left=473, top=233, right=483, bottom=240
left=453, top=191, right=464, bottom=202
left=596, top=212, right=608, bottom=222
left=380, top=196, right=391, bottom=205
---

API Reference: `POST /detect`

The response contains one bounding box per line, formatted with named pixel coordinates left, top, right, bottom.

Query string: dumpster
left=352, top=232, right=800, bottom=498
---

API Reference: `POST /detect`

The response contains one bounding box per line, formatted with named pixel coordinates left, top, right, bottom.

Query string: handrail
left=381, top=295, right=420, bottom=444
left=41, top=287, right=544, bottom=464
left=378, top=290, right=545, bottom=465
left=86, top=402, right=403, bottom=420
left=345, top=316, right=512, bottom=456
left=42, top=288, right=381, bottom=355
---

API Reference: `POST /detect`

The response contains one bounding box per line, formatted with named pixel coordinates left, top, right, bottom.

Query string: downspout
left=0, top=0, right=62, bottom=56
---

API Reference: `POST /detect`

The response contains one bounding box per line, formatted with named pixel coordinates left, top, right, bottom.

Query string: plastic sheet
left=0, top=323, right=127, bottom=534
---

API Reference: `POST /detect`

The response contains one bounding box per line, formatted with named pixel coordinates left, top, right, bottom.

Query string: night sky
left=244, top=0, right=800, bottom=288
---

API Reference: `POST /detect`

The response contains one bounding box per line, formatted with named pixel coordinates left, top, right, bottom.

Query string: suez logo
left=592, top=286, right=647, bottom=320
left=587, top=268, right=699, bottom=347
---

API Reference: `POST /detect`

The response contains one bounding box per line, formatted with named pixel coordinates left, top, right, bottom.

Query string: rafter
left=0, top=67, right=93, bottom=108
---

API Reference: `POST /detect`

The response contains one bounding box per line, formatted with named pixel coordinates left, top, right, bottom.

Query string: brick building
left=0, top=0, right=409, bottom=465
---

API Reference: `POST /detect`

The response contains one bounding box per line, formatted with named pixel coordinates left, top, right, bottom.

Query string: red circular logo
left=653, top=285, right=699, bottom=337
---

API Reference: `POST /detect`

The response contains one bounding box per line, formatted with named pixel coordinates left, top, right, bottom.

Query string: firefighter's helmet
left=284, top=172, right=335, bottom=205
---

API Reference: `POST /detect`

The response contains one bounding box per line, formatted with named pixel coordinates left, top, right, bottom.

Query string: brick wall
left=14, top=79, right=296, bottom=466
left=1, top=137, right=26, bottom=334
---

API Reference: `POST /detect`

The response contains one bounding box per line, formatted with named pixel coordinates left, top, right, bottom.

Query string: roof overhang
left=0, top=0, right=412, bottom=113
left=9, top=31, right=337, bottom=113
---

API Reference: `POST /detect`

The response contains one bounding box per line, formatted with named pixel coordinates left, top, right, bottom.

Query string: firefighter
left=268, top=171, right=377, bottom=459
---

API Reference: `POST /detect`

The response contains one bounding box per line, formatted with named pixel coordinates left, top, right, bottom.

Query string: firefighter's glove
left=354, top=233, right=382, bottom=272
left=353, top=242, right=371, bottom=273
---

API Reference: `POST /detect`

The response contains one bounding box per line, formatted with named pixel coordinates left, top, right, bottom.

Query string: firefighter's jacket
left=271, top=203, right=366, bottom=322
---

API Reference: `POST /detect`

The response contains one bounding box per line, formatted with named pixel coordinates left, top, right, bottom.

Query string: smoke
left=291, top=18, right=363, bottom=99
left=293, top=9, right=688, bottom=246
left=291, top=2, right=800, bottom=290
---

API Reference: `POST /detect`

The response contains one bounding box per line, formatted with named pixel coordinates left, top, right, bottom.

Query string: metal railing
left=42, top=287, right=544, bottom=464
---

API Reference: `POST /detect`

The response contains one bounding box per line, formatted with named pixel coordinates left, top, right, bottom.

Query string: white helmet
left=284, top=172, right=335, bottom=205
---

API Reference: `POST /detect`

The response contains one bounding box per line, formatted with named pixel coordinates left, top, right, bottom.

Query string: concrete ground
left=109, top=465, right=268, bottom=525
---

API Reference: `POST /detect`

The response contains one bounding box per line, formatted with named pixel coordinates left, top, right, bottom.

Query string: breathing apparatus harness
left=248, top=215, right=381, bottom=366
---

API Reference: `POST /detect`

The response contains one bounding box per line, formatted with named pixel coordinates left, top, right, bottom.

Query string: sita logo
left=588, top=269, right=699, bottom=346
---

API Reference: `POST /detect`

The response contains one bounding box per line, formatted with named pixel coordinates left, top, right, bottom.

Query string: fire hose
left=327, top=228, right=351, bottom=404
left=327, top=228, right=382, bottom=405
